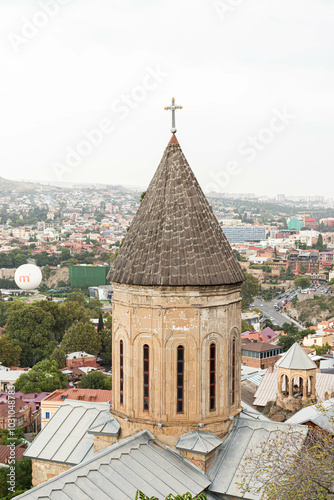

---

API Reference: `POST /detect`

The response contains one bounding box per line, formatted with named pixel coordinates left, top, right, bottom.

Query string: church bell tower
left=108, top=99, right=245, bottom=447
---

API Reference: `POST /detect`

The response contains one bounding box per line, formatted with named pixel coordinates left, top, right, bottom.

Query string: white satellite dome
left=15, top=264, right=42, bottom=290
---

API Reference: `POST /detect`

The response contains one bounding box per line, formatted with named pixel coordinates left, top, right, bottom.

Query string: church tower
left=108, top=101, right=245, bottom=447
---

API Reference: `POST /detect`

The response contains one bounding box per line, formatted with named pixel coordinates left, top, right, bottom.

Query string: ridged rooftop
left=276, top=342, right=317, bottom=370
left=108, top=136, right=245, bottom=286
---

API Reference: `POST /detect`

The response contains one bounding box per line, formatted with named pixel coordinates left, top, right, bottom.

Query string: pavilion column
left=288, top=378, right=294, bottom=399
left=311, top=378, right=316, bottom=399
left=302, top=378, right=308, bottom=400
left=278, top=376, right=283, bottom=397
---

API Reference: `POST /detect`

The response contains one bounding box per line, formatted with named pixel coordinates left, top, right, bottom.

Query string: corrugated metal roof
left=253, top=369, right=278, bottom=407
left=286, top=398, right=334, bottom=432
left=253, top=369, right=334, bottom=407
left=276, top=342, right=317, bottom=370
left=15, top=431, right=210, bottom=500
left=175, top=431, right=223, bottom=455
left=207, top=418, right=308, bottom=500
left=247, top=373, right=264, bottom=386
left=25, top=400, right=111, bottom=465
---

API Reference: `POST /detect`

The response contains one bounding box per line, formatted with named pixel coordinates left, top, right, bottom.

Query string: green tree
left=314, top=234, right=326, bottom=252
left=299, top=264, right=307, bottom=275
left=65, top=291, right=87, bottom=306
left=294, top=276, right=311, bottom=289
left=61, top=247, right=71, bottom=261
left=6, top=303, right=56, bottom=366
left=42, top=264, right=51, bottom=280
left=310, top=343, right=330, bottom=355
left=97, top=311, right=104, bottom=332
left=241, top=273, right=259, bottom=309
left=0, top=301, right=8, bottom=327
left=59, top=301, right=91, bottom=333
left=100, top=314, right=112, bottom=365
left=241, top=319, right=250, bottom=332
left=0, top=335, right=22, bottom=367
left=0, top=427, right=25, bottom=445
left=0, top=457, right=32, bottom=498
left=86, top=298, right=103, bottom=319
left=239, top=423, right=334, bottom=500
left=62, top=322, right=101, bottom=356
left=15, top=360, right=67, bottom=393
left=78, top=370, right=112, bottom=390
left=35, top=300, right=69, bottom=343
left=284, top=265, right=295, bottom=280
left=50, top=347, right=66, bottom=369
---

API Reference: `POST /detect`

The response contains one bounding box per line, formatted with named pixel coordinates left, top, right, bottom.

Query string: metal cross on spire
left=164, top=97, right=183, bottom=134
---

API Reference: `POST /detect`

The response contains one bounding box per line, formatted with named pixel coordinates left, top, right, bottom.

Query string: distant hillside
left=0, top=177, right=56, bottom=192
left=294, top=290, right=334, bottom=324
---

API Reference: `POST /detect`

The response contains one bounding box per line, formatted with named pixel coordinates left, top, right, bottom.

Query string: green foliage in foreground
left=0, top=458, right=32, bottom=499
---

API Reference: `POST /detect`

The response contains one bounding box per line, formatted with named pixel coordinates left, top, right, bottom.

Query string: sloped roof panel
left=16, top=431, right=210, bottom=500
left=276, top=342, right=317, bottom=370
left=108, top=138, right=245, bottom=286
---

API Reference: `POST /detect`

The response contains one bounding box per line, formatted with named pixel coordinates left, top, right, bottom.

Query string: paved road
left=252, top=298, right=302, bottom=330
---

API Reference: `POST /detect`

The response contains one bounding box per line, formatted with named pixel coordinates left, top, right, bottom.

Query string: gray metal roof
left=87, top=417, right=120, bottom=436
left=25, top=400, right=112, bottom=465
left=276, top=342, right=317, bottom=370
left=254, top=367, right=334, bottom=407
left=15, top=431, right=210, bottom=500
left=240, top=401, right=271, bottom=422
left=285, top=397, right=334, bottom=432
left=175, top=431, right=223, bottom=455
left=207, top=418, right=308, bottom=500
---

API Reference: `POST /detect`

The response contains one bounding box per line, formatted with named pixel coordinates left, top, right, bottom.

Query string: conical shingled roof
left=108, top=136, right=245, bottom=286
left=276, top=342, right=317, bottom=370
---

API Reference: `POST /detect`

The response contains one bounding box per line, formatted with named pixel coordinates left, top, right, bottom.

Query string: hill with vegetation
left=294, top=292, right=334, bottom=325
left=0, top=176, right=56, bottom=192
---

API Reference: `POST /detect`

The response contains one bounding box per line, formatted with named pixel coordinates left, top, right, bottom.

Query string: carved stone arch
left=133, top=330, right=161, bottom=347
left=114, top=324, right=130, bottom=342
left=200, top=331, right=224, bottom=348
left=230, top=325, right=240, bottom=339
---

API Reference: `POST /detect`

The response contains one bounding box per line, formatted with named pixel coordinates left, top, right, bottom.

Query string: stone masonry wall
left=111, top=283, right=242, bottom=448
left=31, top=459, right=72, bottom=487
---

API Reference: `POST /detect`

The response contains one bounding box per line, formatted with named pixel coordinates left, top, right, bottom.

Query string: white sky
left=0, top=0, right=333, bottom=197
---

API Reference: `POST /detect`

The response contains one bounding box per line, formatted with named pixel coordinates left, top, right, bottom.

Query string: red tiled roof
left=242, top=341, right=282, bottom=353
left=0, top=444, right=25, bottom=463
left=260, top=327, right=279, bottom=342
left=0, top=399, right=29, bottom=418
left=43, top=388, right=112, bottom=402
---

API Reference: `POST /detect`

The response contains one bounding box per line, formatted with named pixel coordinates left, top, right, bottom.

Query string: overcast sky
left=0, top=0, right=333, bottom=197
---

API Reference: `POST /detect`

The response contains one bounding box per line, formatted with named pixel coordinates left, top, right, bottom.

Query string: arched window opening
left=210, top=343, right=216, bottom=411
left=120, top=340, right=124, bottom=406
left=143, top=344, right=149, bottom=412
left=177, top=346, right=184, bottom=414
left=232, top=338, right=236, bottom=405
